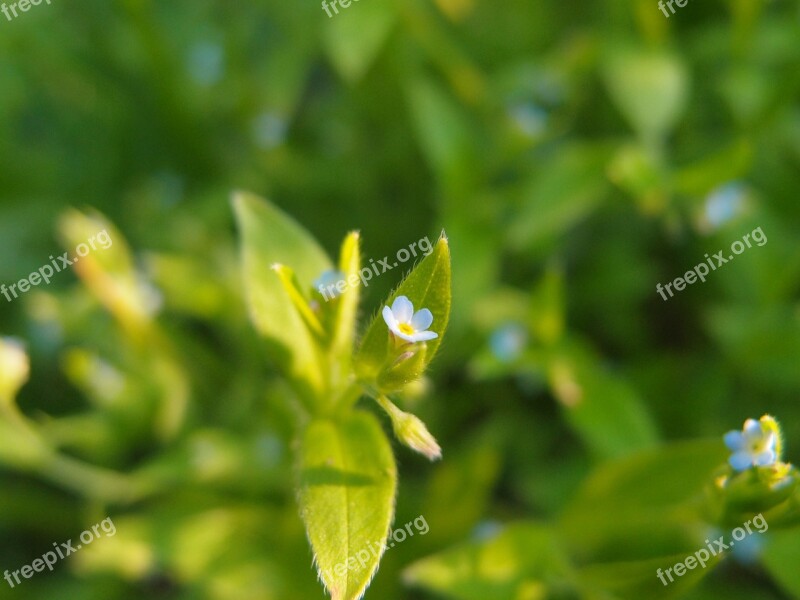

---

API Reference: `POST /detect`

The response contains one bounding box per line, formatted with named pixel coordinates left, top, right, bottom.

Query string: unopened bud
left=377, top=395, right=441, bottom=461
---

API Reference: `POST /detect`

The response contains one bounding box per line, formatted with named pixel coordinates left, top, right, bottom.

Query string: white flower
left=724, top=418, right=778, bottom=471
left=382, top=296, right=438, bottom=343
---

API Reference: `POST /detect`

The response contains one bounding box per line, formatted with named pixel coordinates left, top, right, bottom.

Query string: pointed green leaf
left=603, top=48, right=689, bottom=142
left=332, top=232, right=362, bottom=366
left=58, top=209, right=153, bottom=334
left=355, top=234, right=451, bottom=383
left=323, top=0, right=396, bottom=82
left=232, top=191, right=332, bottom=407
left=298, top=411, right=397, bottom=600
left=273, top=263, right=326, bottom=339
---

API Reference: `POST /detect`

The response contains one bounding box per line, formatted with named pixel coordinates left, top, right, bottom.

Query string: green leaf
left=547, top=339, right=658, bottom=460
left=232, top=191, right=332, bottom=408
left=603, top=48, right=689, bottom=142
left=558, top=439, right=728, bottom=564
left=323, top=0, right=396, bottom=82
left=58, top=209, right=154, bottom=334
left=298, top=411, right=397, bottom=600
left=672, top=139, right=753, bottom=197
left=762, top=527, right=800, bottom=597
left=355, top=234, right=451, bottom=384
left=407, top=77, right=479, bottom=195
left=273, top=264, right=326, bottom=339
left=576, top=552, right=719, bottom=600
left=507, top=143, right=612, bottom=253
left=332, top=232, right=362, bottom=369
left=403, top=523, right=572, bottom=600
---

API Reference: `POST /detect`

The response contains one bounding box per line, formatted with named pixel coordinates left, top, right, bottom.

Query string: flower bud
left=377, top=396, right=441, bottom=461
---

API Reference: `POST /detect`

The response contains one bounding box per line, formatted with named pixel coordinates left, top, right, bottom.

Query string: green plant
left=233, top=191, right=451, bottom=600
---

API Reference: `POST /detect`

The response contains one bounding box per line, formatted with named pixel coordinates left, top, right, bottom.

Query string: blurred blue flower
left=704, top=182, right=745, bottom=229
left=489, top=323, right=527, bottom=362
left=313, top=269, right=346, bottom=298
left=186, top=41, right=225, bottom=86
left=730, top=529, right=766, bottom=565
left=508, top=102, right=548, bottom=138
left=471, top=520, right=503, bottom=541
left=252, top=111, right=288, bottom=150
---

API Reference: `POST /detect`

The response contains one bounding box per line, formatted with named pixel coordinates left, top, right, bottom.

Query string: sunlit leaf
left=603, top=48, right=689, bottom=142
left=233, top=191, right=332, bottom=409
left=298, top=411, right=397, bottom=600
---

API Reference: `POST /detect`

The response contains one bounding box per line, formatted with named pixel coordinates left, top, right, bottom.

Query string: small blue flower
left=314, top=270, right=346, bottom=299
left=489, top=323, right=527, bottom=362
left=724, top=418, right=778, bottom=471
left=382, top=296, right=438, bottom=343
left=186, top=41, right=225, bottom=86
left=705, top=182, right=745, bottom=229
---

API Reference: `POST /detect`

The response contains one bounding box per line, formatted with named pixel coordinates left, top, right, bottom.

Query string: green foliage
left=234, top=191, right=333, bottom=410
left=404, top=523, right=573, bottom=599
left=1, top=1, right=800, bottom=599
left=298, top=412, right=397, bottom=600
left=234, top=193, right=450, bottom=598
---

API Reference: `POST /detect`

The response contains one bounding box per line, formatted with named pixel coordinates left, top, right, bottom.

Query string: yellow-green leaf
left=232, top=191, right=332, bottom=408
left=298, top=411, right=397, bottom=600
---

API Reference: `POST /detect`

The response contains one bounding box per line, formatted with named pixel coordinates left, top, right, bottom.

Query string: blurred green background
left=1, top=0, right=800, bottom=598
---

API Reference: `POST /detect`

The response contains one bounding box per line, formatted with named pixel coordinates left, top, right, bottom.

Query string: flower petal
left=743, top=419, right=762, bottom=440
left=754, top=450, right=776, bottom=467
left=383, top=306, right=399, bottom=332
left=724, top=430, right=745, bottom=451
left=410, top=308, right=434, bottom=332
left=729, top=451, right=753, bottom=471
left=394, top=330, right=418, bottom=343
left=391, top=296, right=414, bottom=323
left=410, top=330, right=438, bottom=342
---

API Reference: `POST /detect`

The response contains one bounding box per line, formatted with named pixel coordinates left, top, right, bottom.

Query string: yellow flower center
left=398, top=323, right=415, bottom=336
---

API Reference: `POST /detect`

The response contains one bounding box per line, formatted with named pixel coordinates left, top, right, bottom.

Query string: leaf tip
left=230, top=189, right=252, bottom=211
